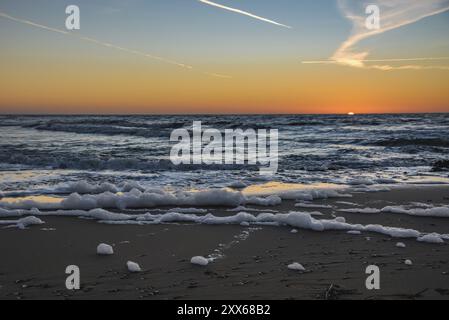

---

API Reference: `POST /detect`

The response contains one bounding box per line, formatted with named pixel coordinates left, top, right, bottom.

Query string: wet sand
left=1, top=186, right=449, bottom=300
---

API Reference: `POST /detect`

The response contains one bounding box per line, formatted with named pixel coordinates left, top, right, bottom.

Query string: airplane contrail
left=301, top=57, right=449, bottom=71
left=198, top=0, right=291, bottom=28
left=0, top=11, right=232, bottom=78
left=302, top=57, right=449, bottom=64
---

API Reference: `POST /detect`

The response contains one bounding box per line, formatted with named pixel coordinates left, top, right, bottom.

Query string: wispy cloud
left=0, top=11, right=232, bottom=78
left=302, top=0, right=449, bottom=70
left=198, top=0, right=291, bottom=28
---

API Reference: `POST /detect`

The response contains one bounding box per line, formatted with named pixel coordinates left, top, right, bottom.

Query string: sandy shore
left=1, top=185, right=449, bottom=300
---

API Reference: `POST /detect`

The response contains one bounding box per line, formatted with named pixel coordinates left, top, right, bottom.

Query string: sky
left=0, top=0, right=449, bottom=114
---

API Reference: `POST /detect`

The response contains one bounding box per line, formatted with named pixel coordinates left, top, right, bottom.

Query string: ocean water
left=0, top=114, right=449, bottom=196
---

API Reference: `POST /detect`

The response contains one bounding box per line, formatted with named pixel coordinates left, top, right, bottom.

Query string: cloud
left=198, top=0, right=291, bottom=28
left=0, top=11, right=232, bottom=78
left=303, top=0, right=449, bottom=70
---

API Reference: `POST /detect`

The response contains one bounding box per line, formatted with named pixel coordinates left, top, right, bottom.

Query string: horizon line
left=1, top=112, right=449, bottom=116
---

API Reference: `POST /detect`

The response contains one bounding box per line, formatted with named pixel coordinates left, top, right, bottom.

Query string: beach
left=1, top=185, right=449, bottom=300
left=2, top=0, right=449, bottom=304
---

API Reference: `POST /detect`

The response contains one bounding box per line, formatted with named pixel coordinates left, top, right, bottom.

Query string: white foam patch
left=127, top=261, right=142, bottom=272
left=382, top=205, right=449, bottom=218
left=57, top=181, right=119, bottom=194
left=1, top=203, right=446, bottom=244
left=0, top=216, right=44, bottom=229
left=97, top=243, right=114, bottom=255
left=409, top=202, right=435, bottom=208
left=102, top=210, right=444, bottom=243
left=0, top=189, right=284, bottom=210
left=0, top=207, right=24, bottom=217
left=0, top=207, right=132, bottom=221
left=417, top=233, right=445, bottom=244
left=190, top=256, right=209, bottom=266
left=288, top=263, right=306, bottom=271
left=245, top=195, right=282, bottom=206
left=0, top=199, right=61, bottom=210
left=396, top=242, right=406, bottom=248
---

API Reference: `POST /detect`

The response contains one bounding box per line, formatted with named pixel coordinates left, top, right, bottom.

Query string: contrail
left=198, top=0, right=291, bottom=28
left=0, top=11, right=232, bottom=78
left=301, top=57, right=449, bottom=71
left=302, top=57, right=449, bottom=64
left=0, top=12, right=70, bottom=35
left=203, top=71, right=233, bottom=79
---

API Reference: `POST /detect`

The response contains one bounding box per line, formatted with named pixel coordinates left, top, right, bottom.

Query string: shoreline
left=1, top=185, right=449, bottom=300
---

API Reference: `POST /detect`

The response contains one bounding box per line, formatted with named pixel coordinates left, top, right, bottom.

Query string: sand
left=1, top=185, right=449, bottom=300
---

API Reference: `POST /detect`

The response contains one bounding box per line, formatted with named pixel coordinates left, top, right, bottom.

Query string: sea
left=1, top=114, right=449, bottom=196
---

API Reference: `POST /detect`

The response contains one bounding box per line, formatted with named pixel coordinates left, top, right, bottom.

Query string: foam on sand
left=417, top=233, right=445, bottom=244
left=0, top=188, right=283, bottom=210
left=1, top=187, right=448, bottom=245
left=127, top=261, right=142, bottom=273
left=57, top=181, right=119, bottom=194
left=0, top=207, right=24, bottom=217
left=245, top=195, right=282, bottom=206
left=288, top=263, right=306, bottom=271
left=191, top=256, right=209, bottom=266
left=1, top=207, right=132, bottom=221
left=382, top=205, right=449, bottom=218
left=1, top=203, right=447, bottom=244
left=97, top=243, right=114, bottom=255
left=105, top=210, right=444, bottom=244
left=0, top=182, right=361, bottom=213
left=396, top=242, right=406, bottom=248
left=0, top=216, right=44, bottom=229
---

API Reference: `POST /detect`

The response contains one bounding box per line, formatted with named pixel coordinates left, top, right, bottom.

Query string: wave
left=373, top=138, right=449, bottom=148
left=0, top=149, right=258, bottom=172
left=432, top=160, right=449, bottom=172
left=26, top=122, right=187, bottom=138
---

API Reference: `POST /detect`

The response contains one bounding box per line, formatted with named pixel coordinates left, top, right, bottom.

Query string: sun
left=347, top=112, right=355, bottom=116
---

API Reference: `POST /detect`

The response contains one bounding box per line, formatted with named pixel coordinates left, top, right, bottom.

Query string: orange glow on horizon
left=0, top=56, right=448, bottom=115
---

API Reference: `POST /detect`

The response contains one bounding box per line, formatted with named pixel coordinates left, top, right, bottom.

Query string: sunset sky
left=1, top=0, right=449, bottom=114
